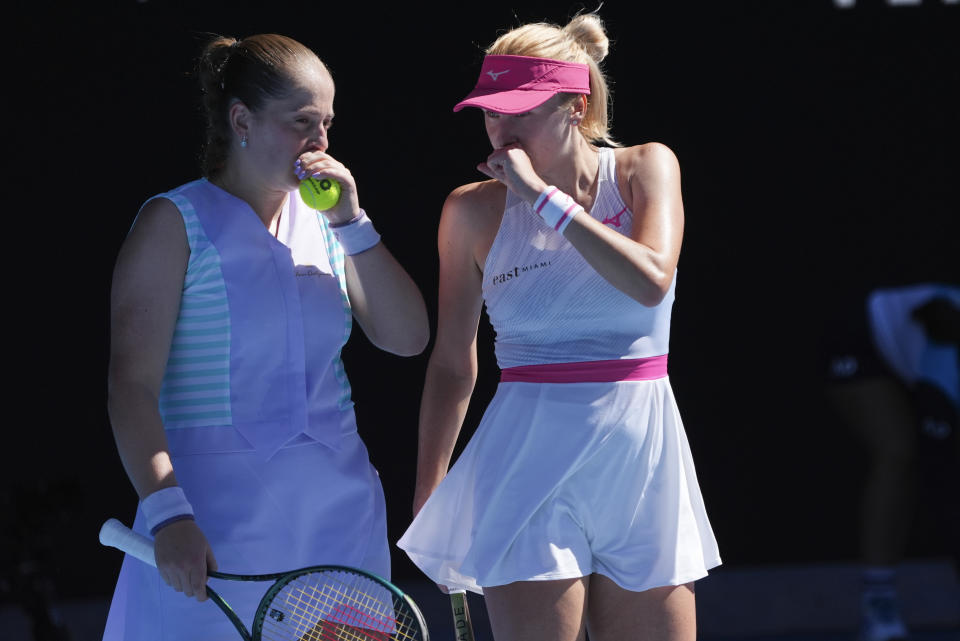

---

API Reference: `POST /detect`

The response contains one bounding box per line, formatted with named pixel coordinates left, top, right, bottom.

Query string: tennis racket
left=99, top=518, right=429, bottom=641
left=449, top=590, right=476, bottom=641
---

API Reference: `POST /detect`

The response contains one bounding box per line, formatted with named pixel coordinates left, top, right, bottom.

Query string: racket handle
left=450, top=589, right=476, bottom=641
left=99, top=518, right=157, bottom=567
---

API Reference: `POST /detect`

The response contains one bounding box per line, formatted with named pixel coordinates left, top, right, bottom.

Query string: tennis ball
left=299, top=177, right=341, bottom=211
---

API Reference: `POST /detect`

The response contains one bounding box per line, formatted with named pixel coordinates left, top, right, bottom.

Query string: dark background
left=6, top=0, right=959, bottom=607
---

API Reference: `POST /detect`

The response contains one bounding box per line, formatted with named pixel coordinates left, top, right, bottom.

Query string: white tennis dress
left=398, top=147, right=721, bottom=594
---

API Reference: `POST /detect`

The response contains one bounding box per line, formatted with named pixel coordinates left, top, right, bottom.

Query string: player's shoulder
left=614, top=142, right=680, bottom=174
left=613, top=143, right=682, bottom=197
left=138, top=193, right=181, bottom=218
left=446, top=179, right=507, bottom=210
left=441, top=179, right=507, bottom=231
left=132, top=194, right=184, bottom=233
left=124, top=194, right=189, bottom=258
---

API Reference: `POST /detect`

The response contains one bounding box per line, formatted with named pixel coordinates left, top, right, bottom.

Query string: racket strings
left=259, top=571, right=420, bottom=641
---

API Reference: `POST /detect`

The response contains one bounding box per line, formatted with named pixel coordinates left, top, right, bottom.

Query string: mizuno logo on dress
left=486, top=70, right=510, bottom=81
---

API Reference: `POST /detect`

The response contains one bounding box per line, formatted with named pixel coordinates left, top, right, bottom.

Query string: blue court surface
left=2, top=559, right=957, bottom=640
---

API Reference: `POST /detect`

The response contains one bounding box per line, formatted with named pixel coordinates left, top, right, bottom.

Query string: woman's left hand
left=477, top=145, right=547, bottom=204
left=295, top=151, right=361, bottom=225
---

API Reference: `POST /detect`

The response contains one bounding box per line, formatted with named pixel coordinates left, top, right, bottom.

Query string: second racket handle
left=99, top=518, right=158, bottom=567
left=450, top=590, right=476, bottom=641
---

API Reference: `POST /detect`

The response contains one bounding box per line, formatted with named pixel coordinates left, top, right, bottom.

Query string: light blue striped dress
left=103, top=179, right=390, bottom=641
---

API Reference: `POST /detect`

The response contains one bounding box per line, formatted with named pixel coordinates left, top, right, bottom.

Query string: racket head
left=252, top=565, right=429, bottom=641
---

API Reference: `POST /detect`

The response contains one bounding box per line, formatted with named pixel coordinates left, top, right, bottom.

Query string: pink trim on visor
left=454, top=55, right=590, bottom=114
left=500, top=355, right=668, bottom=384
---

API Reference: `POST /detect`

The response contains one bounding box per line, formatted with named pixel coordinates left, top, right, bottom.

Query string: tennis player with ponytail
left=399, top=13, right=720, bottom=641
left=103, top=33, right=428, bottom=640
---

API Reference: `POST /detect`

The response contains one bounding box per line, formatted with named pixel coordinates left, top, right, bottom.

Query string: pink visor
left=453, top=55, right=590, bottom=114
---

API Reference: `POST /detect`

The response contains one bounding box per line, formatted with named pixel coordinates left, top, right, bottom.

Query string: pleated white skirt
left=398, top=377, right=721, bottom=594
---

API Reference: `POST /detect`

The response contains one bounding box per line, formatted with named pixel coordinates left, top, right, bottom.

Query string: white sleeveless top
left=481, top=146, right=676, bottom=370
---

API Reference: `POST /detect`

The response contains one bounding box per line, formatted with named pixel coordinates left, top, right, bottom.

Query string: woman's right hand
left=295, top=150, right=360, bottom=225
left=477, top=144, right=547, bottom=205
left=154, top=519, right=218, bottom=602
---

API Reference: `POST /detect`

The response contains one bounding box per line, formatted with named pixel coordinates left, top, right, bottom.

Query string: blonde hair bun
left=563, top=13, right=610, bottom=64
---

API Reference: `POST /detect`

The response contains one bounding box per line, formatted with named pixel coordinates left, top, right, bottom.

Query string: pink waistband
left=500, top=355, right=668, bottom=384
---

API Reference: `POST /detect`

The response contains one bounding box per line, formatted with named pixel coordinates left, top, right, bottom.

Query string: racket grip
left=450, top=590, right=476, bottom=641
left=99, top=518, right=158, bottom=567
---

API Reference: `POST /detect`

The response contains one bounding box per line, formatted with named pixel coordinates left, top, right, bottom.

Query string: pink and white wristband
left=141, top=486, right=195, bottom=535
left=533, top=186, right=583, bottom=234
left=330, top=209, right=381, bottom=255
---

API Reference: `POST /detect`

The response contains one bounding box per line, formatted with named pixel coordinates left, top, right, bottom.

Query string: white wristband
left=330, top=209, right=381, bottom=255
left=533, top=186, right=583, bottom=234
left=141, top=486, right=195, bottom=535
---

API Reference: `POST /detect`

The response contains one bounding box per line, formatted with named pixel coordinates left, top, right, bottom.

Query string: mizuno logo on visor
left=486, top=69, right=510, bottom=81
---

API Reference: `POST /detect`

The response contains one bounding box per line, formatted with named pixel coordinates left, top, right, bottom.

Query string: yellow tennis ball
left=299, top=177, right=341, bottom=211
